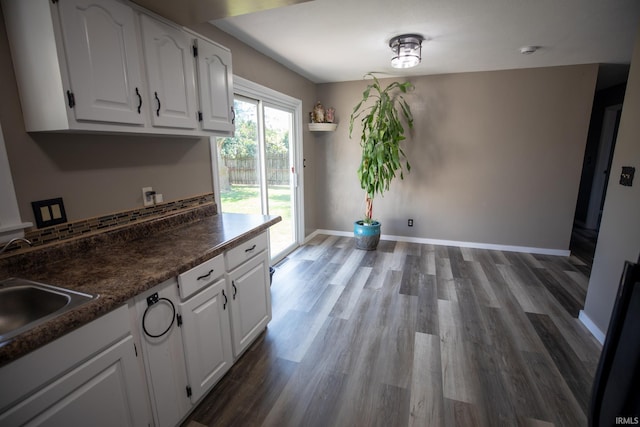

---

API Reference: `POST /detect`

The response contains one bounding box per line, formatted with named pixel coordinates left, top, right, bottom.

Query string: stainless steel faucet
left=0, top=237, right=33, bottom=255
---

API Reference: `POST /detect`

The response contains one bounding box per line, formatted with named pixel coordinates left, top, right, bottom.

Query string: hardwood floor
left=183, top=235, right=601, bottom=427
left=569, top=225, right=598, bottom=271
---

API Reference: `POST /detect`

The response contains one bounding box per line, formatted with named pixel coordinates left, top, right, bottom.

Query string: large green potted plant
left=349, top=73, right=414, bottom=250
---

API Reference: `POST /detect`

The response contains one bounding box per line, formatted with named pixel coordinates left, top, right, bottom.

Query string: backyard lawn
left=220, top=185, right=292, bottom=257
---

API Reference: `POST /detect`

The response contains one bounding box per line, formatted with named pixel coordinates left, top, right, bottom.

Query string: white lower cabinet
left=135, top=232, right=270, bottom=425
left=0, top=305, right=151, bottom=427
left=1, top=336, right=145, bottom=427
left=133, top=279, right=191, bottom=427
left=180, top=277, right=233, bottom=403
left=0, top=232, right=271, bottom=427
left=227, top=252, right=271, bottom=357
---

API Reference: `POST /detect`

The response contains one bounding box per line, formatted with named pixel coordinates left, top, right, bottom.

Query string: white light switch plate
left=142, top=187, right=154, bottom=206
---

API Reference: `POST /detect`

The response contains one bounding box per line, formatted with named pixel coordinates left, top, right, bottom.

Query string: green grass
left=220, top=185, right=290, bottom=218
left=220, top=185, right=261, bottom=214
left=220, top=185, right=293, bottom=256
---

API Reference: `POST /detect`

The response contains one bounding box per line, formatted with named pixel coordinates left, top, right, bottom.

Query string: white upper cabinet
left=57, top=0, right=145, bottom=125
left=140, top=14, right=198, bottom=130
left=1, top=0, right=234, bottom=137
left=195, top=38, right=235, bottom=133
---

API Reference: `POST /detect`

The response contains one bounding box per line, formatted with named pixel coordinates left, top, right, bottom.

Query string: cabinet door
left=57, top=0, right=145, bottom=125
left=180, top=277, right=233, bottom=403
left=228, top=253, right=271, bottom=357
left=195, top=39, right=235, bottom=133
left=141, top=14, right=198, bottom=129
left=0, top=335, right=148, bottom=427
left=135, top=282, right=191, bottom=427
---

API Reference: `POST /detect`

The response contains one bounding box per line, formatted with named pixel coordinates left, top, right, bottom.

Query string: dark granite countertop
left=0, top=210, right=281, bottom=367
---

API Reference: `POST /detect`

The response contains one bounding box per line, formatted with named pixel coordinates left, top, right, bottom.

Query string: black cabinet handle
left=232, top=281, right=237, bottom=299
left=66, top=90, right=75, bottom=108
left=231, top=106, right=235, bottom=124
left=196, top=269, right=214, bottom=281
left=222, top=289, right=227, bottom=310
left=135, top=88, right=142, bottom=114
left=245, top=244, right=257, bottom=253
left=154, top=92, right=161, bottom=117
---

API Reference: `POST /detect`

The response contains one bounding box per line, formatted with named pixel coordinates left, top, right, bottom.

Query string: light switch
left=31, top=197, right=67, bottom=228
left=40, top=206, right=51, bottom=221
left=51, top=203, right=62, bottom=219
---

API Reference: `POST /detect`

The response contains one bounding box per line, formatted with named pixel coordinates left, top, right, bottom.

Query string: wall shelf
left=308, top=123, right=338, bottom=132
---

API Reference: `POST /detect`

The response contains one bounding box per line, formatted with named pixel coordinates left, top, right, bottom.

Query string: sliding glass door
left=214, top=79, right=302, bottom=261
left=263, top=104, right=296, bottom=257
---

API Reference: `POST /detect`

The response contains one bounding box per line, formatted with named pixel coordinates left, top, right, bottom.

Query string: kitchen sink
left=0, top=278, right=98, bottom=344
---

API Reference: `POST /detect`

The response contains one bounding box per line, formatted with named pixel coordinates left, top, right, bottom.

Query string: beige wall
left=316, top=65, right=598, bottom=250
left=0, top=4, right=317, bottom=229
left=583, top=25, right=640, bottom=334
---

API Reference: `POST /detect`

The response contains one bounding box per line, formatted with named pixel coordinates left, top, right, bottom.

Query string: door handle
left=154, top=92, right=161, bottom=116
left=197, top=269, right=215, bottom=281
left=135, top=88, right=142, bottom=114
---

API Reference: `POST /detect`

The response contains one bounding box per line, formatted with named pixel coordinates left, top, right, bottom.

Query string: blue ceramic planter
left=354, top=220, right=381, bottom=250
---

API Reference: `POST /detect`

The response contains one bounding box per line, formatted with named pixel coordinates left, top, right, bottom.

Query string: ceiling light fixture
left=390, top=34, right=424, bottom=69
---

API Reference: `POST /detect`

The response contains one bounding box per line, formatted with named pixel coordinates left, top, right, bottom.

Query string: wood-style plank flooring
left=183, top=235, right=601, bottom=427
left=569, top=225, right=598, bottom=270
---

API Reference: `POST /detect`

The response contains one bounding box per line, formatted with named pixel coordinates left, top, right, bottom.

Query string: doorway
left=585, top=104, right=622, bottom=230
left=572, top=81, right=627, bottom=268
left=211, top=77, right=304, bottom=262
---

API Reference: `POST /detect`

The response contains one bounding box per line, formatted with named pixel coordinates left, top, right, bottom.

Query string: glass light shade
left=389, top=34, right=423, bottom=69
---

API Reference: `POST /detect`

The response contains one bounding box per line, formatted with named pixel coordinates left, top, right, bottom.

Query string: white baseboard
left=305, top=229, right=571, bottom=257
left=578, top=310, right=606, bottom=344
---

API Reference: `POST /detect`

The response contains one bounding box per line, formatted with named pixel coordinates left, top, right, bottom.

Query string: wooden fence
left=222, top=155, right=290, bottom=185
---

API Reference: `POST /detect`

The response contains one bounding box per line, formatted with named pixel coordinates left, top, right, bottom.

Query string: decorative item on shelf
left=312, top=102, right=325, bottom=123
left=326, top=107, right=335, bottom=123
left=308, top=101, right=338, bottom=132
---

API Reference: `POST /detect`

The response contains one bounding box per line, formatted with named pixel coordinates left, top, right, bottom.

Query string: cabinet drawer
left=178, top=254, right=225, bottom=300
left=225, top=233, right=268, bottom=271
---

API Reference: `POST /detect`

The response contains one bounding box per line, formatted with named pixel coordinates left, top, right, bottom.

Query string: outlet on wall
left=142, top=187, right=154, bottom=207
left=620, top=166, right=635, bottom=186
left=408, top=219, right=414, bottom=227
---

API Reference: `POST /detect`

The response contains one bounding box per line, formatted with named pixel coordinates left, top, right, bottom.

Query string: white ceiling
left=212, top=0, right=640, bottom=84
left=131, top=0, right=312, bottom=26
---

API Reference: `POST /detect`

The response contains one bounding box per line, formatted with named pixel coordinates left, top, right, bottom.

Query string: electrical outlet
left=408, top=219, right=414, bottom=227
left=620, top=166, right=635, bottom=187
left=142, top=187, right=154, bottom=206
